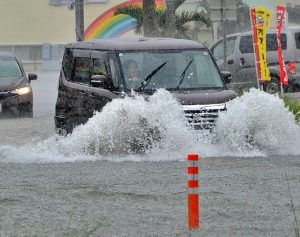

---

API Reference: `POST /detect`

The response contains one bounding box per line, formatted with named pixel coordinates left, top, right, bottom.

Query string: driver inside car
left=124, top=59, right=141, bottom=88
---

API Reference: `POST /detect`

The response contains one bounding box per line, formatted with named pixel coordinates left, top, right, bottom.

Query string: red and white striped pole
left=187, top=153, right=200, bottom=231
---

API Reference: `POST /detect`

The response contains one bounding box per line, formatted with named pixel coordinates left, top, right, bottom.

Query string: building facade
left=0, top=0, right=128, bottom=70
left=0, top=0, right=298, bottom=70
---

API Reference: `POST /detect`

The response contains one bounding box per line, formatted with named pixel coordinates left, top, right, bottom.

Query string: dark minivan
left=55, top=38, right=236, bottom=134
left=210, top=26, right=300, bottom=94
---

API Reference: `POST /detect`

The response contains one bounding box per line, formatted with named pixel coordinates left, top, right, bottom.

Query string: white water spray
left=213, top=88, right=300, bottom=156
left=0, top=88, right=300, bottom=163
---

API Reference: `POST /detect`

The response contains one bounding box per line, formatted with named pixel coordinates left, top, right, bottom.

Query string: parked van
left=210, top=26, right=300, bottom=94
left=55, top=38, right=236, bottom=134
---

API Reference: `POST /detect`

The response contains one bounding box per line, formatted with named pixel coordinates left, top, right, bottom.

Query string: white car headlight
left=11, top=86, right=31, bottom=95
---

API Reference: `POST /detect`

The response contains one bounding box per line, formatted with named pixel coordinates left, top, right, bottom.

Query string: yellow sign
left=255, top=7, right=272, bottom=81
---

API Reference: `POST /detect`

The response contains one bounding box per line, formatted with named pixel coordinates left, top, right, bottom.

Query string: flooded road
left=1, top=155, right=299, bottom=237
left=0, top=72, right=300, bottom=236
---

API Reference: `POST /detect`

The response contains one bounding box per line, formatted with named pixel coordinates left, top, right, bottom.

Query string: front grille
left=183, top=104, right=226, bottom=129
left=0, top=91, right=11, bottom=100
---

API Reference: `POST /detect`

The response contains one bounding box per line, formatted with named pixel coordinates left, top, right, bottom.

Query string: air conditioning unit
left=67, top=0, right=75, bottom=10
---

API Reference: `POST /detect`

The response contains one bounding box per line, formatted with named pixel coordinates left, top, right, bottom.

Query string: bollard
left=187, top=153, right=200, bottom=230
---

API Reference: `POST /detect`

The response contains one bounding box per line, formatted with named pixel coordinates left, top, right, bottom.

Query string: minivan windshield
left=0, top=58, right=23, bottom=78
left=119, top=49, right=225, bottom=91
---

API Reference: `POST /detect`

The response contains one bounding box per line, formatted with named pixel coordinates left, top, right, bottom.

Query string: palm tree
left=114, top=0, right=211, bottom=38
left=143, top=0, right=158, bottom=37
left=166, top=0, right=176, bottom=35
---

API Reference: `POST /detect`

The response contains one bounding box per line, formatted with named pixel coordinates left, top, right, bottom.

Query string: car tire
left=265, top=77, right=281, bottom=95
left=56, top=127, right=68, bottom=136
left=55, top=118, right=73, bottom=136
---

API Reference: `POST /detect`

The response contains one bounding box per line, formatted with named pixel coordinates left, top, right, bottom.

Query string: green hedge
left=284, top=97, right=300, bottom=122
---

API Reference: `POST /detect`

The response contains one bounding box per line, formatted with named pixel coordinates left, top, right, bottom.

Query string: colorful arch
left=84, top=0, right=165, bottom=40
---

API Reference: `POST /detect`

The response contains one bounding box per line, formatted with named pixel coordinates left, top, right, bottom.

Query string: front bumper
left=183, top=103, right=226, bottom=129
left=289, top=74, right=300, bottom=88
left=0, top=91, right=32, bottom=117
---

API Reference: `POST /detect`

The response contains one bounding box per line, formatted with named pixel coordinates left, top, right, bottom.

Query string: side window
left=212, top=37, right=237, bottom=60
left=240, top=34, right=287, bottom=53
left=266, top=34, right=287, bottom=51
left=280, top=34, right=287, bottom=50
left=240, top=35, right=254, bottom=54
left=73, top=57, right=91, bottom=84
left=93, top=57, right=108, bottom=76
left=92, top=52, right=120, bottom=89
left=62, top=48, right=73, bottom=80
left=295, top=33, right=300, bottom=49
left=212, top=41, right=224, bottom=60
left=226, top=37, right=237, bottom=56
left=109, top=57, right=120, bottom=88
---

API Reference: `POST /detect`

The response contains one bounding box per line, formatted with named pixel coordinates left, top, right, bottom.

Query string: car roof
left=66, top=38, right=206, bottom=51
left=287, top=25, right=300, bottom=33
left=224, top=25, right=300, bottom=39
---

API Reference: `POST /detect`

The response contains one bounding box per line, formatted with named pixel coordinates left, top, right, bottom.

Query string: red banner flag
left=276, top=5, right=288, bottom=86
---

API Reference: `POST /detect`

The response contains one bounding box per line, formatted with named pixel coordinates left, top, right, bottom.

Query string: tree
left=166, top=0, right=176, bottom=35
left=143, top=0, right=158, bottom=37
left=114, top=0, right=211, bottom=38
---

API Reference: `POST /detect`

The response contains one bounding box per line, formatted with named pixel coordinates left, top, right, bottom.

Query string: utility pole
left=209, top=0, right=237, bottom=70
left=222, top=0, right=227, bottom=70
left=166, top=0, right=176, bottom=37
left=143, top=0, right=157, bottom=37
left=75, top=0, right=84, bottom=41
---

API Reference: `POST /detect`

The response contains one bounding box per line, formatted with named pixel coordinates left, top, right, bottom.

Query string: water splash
left=213, top=88, right=300, bottom=156
left=0, top=89, right=197, bottom=163
left=1, top=88, right=300, bottom=163
left=59, top=89, right=195, bottom=155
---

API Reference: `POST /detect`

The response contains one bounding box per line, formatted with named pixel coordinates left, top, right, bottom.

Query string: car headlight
left=11, top=86, right=31, bottom=95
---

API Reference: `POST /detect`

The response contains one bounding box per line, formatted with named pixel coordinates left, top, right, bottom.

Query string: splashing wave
left=214, top=88, right=300, bottom=156
left=1, top=88, right=300, bottom=163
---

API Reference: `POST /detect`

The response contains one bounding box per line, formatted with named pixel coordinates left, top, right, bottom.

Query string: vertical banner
left=250, top=8, right=261, bottom=83
left=250, top=7, right=272, bottom=83
left=276, top=5, right=288, bottom=86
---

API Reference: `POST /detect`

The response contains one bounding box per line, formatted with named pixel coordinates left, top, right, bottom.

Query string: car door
left=234, top=34, right=258, bottom=90
left=293, top=31, right=300, bottom=78
left=66, top=49, right=92, bottom=126
left=87, top=51, right=120, bottom=115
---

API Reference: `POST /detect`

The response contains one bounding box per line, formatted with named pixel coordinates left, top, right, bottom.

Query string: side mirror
left=28, top=73, right=37, bottom=81
left=91, top=74, right=107, bottom=88
left=221, top=71, right=232, bottom=84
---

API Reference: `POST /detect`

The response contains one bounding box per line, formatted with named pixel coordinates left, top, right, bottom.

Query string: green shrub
left=284, top=98, right=300, bottom=121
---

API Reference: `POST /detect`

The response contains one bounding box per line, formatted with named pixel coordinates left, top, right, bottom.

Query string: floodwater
left=0, top=72, right=299, bottom=236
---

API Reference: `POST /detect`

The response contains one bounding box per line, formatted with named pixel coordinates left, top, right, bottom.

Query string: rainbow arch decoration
left=84, top=0, right=165, bottom=40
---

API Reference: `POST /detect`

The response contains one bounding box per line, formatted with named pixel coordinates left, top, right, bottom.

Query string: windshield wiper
left=176, top=59, right=193, bottom=90
left=137, top=61, right=167, bottom=91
